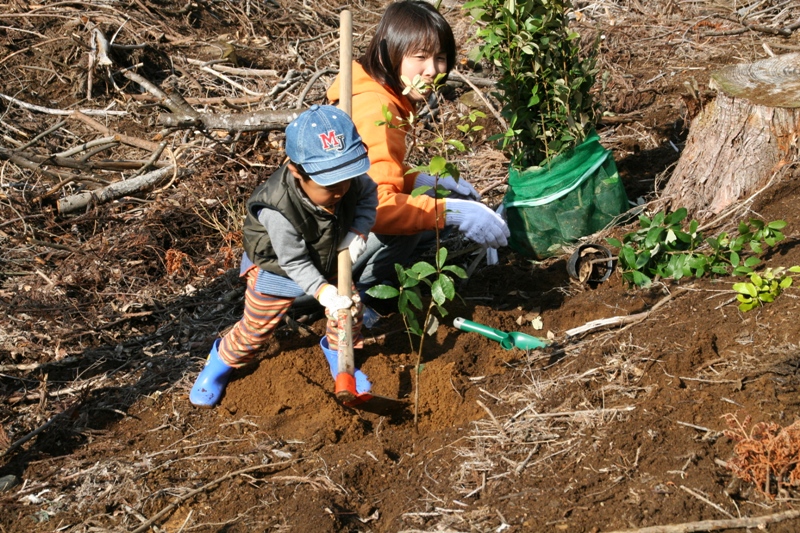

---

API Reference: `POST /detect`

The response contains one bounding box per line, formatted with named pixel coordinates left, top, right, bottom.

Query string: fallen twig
left=0, top=146, right=150, bottom=174
left=71, top=111, right=161, bottom=152
left=0, top=92, right=126, bottom=116
left=565, top=288, right=687, bottom=338
left=120, top=70, right=199, bottom=118
left=17, top=119, right=67, bottom=151
left=130, top=93, right=266, bottom=106
left=451, top=69, right=507, bottom=130
left=199, top=65, right=268, bottom=97
left=0, top=147, right=73, bottom=180
left=679, top=485, right=734, bottom=519
left=1, top=401, right=80, bottom=458
left=0, top=357, right=78, bottom=372
left=157, top=108, right=302, bottom=132
left=603, top=508, right=800, bottom=532
left=296, top=68, right=337, bottom=109
left=57, top=164, right=190, bottom=214
left=184, top=57, right=279, bottom=77
left=518, top=405, right=635, bottom=420
left=476, top=400, right=509, bottom=441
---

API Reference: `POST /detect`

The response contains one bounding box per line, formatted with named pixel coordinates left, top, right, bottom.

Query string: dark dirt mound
left=3, top=1, right=800, bottom=532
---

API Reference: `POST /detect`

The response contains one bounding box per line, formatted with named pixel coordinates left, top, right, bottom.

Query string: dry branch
left=71, top=111, right=161, bottom=152
left=131, top=93, right=266, bottom=106
left=0, top=358, right=78, bottom=372
left=157, top=108, right=303, bottom=132
left=0, top=146, right=149, bottom=173
left=183, top=57, right=280, bottom=77
left=450, top=69, right=506, bottom=130
left=1, top=402, right=80, bottom=458
left=604, top=508, right=800, bottom=533
left=0, top=148, right=74, bottom=181
left=121, top=70, right=199, bottom=118
left=565, top=288, right=687, bottom=338
left=57, top=164, right=189, bottom=214
left=0, top=92, right=126, bottom=116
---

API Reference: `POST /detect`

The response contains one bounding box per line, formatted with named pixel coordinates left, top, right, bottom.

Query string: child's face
left=289, top=163, right=351, bottom=208
left=400, top=50, right=448, bottom=103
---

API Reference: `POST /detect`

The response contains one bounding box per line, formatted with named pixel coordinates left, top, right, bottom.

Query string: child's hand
left=338, top=231, right=368, bottom=263
left=317, top=284, right=353, bottom=314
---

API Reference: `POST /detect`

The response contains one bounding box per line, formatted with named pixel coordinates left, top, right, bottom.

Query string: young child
left=190, top=105, right=378, bottom=408
left=326, top=0, right=509, bottom=298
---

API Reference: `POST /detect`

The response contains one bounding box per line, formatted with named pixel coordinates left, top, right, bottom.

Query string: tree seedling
left=367, top=76, right=479, bottom=424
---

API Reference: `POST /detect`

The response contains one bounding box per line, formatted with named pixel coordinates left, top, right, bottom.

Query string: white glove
left=338, top=231, right=367, bottom=263
left=446, top=199, right=510, bottom=248
left=317, top=284, right=353, bottom=314
left=414, top=173, right=480, bottom=201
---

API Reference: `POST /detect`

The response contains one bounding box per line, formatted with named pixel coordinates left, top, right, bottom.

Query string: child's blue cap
left=285, top=104, right=371, bottom=186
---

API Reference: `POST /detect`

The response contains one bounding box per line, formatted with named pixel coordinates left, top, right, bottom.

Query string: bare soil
left=2, top=1, right=800, bottom=532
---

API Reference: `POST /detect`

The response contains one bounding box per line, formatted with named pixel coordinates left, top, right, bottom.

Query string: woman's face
left=400, top=50, right=448, bottom=103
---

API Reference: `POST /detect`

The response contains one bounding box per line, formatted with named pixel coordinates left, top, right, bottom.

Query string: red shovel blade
left=335, top=373, right=373, bottom=406
left=334, top=372, right=407, bottom=412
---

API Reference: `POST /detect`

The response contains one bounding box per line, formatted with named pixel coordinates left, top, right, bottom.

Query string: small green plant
left=733, top=266, right=800, bottom=312
left=368, top=249, right=466, bottom=351
left=367, top=74, right=475, bottom=423
left=606, top=208, right=787, bottom=287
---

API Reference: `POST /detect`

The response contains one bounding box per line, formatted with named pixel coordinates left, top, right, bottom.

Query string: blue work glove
left=414, top=173, right=480, bottom=201
left=445, top=199, right=510, bottom=249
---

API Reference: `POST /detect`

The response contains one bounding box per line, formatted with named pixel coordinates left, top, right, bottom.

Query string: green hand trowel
left=453, top=317, right=549, bottom=351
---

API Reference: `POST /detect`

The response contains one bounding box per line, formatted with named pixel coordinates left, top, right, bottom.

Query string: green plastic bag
left=503, top=132, right=629, bottom=259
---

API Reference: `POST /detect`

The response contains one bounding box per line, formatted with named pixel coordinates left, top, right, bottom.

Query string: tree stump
left=662, top=52, right=800, bottom=219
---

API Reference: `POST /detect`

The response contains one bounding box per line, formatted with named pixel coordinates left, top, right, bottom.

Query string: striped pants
left=217, top=267, right=363, bottom=367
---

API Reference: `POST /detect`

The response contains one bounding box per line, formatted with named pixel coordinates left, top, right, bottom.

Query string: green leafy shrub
left=466, top=0, right=601, bottom=168
left=606, top=208, right=787, bottom=287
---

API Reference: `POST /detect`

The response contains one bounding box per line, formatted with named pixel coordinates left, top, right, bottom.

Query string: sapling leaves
left=443, top=265, right=468, bottom=278
left=368, top=285, right=400, bottom=299
left=411, top=185, right=432, bottom=198
left=411, top=261, right=437, bottom=280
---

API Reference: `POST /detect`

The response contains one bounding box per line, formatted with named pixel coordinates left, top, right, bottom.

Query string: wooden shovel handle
left=336, top=10, right=356, bottom=392
left=336, top=249, right=355, bottom=378
left=338, top=10, right=352, bottom=116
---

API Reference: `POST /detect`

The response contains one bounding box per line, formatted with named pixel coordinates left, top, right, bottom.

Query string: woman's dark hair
left=359, top=0, right=456, bottom=98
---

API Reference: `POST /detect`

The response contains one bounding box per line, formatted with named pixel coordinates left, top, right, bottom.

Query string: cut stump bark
left=662, top=52, right=800, bottom=218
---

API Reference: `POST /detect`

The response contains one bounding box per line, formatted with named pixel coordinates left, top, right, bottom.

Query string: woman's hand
left=414, top=173, right=480, bottom=201
left=445, top=199, right=509, bottom=249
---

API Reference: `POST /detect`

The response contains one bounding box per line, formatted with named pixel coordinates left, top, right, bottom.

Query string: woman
left=327, top=0, right=508, bottom=300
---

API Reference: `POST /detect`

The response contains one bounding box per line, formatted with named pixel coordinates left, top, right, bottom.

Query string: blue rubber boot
left=320, top=337, right=371, bottom=393
left=190, top=339, right=234, bottom=408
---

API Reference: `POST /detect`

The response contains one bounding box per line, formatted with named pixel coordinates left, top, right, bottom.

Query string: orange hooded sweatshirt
left=327, top=61, right=446, bottom=235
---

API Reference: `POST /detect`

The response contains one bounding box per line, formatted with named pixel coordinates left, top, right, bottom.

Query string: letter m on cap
left=319, top=130, right=345, bottom=152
